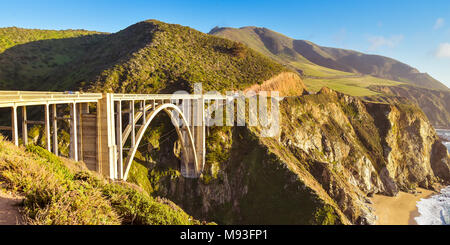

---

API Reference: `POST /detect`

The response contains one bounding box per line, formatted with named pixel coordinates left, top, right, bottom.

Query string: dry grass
left=0, top=136, right=198, bottom=225
left=244, top=72, right=307, bottom=96
left=0, top=136, right=120, bottom=225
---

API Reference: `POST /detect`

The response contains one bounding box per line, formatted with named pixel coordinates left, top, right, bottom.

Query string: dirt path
left=0, top=190, right=23, bottom=225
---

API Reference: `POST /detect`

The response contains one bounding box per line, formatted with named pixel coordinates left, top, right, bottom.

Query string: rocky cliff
left=130, top=87, right=450, bottom=225
left=368, top=84, right=450, bottom=129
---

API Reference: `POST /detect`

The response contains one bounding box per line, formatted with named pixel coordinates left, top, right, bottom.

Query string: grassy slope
left=303, top=75, right=403, bottom=97
left=210, top=26, right=450, bottom=127
left=210, top=26, right=353, bottom=78
left=303, top=42, right=449, bottom=91
left=0, top=27, right=107, bottom=90
left=0, top=136, right=200, bottom=225
left=210, top=26, right=406, bottom=96
left=0, top=21, right=287, bottom=93
left=88, top=21, right=288, bottom=93
left=0, top=27, right=102, bottom=53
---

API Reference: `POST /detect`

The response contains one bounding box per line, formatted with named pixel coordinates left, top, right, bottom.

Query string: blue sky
left=1, top=0, right=450, bottom=88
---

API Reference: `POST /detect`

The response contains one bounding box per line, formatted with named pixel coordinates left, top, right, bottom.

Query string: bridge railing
left=111, top=93, right=227, bottom=101
left=0, top=91, right=103, bottom=107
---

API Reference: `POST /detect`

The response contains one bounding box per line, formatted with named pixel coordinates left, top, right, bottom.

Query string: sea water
left=436, top=129, right=450, bottom=153
left=415, top=186, right=450, bottom=225
left=414, top=129, right=450, bottom=225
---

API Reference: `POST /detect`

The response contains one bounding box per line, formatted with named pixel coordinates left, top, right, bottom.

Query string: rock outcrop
left=368, top=84, right=450, bottom=129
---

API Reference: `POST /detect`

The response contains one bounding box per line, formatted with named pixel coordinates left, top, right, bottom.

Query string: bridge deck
left=0, top=91, right=103, bottom=107
left=0, top=91, right=228, bottom=107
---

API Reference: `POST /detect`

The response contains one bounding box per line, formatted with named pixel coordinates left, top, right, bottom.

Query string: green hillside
left=0, top=27, right=107, bottom=90
left=0, top=27, right=102, bottom=53
left=302, top=75, right=403, bottom=97
left=293, top=39, right=449, bottom=90
left=210, top=26, right=450, bottom=127
left=0, top=21, right=287, bottom=93
left=210, top=26, right=353, bottom=78
left=209, top=26, right=405, bottom=97
left=210, top=26, right=448, bottom=91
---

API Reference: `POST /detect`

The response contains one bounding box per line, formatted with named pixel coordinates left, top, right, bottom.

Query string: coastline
left=370, top=188, right=437, bottom=225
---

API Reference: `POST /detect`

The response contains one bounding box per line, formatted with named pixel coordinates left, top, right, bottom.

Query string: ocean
left=414, top=129, right=450, bottom=225
left=436, top=129, right=450, bottom=153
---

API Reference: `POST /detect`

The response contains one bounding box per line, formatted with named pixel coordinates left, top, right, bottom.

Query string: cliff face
left=129, top=88, right=450, bottom=225
left=137, top=124, right=349, bottom=225
left=365, top=102, right=450, bottom=191
left=368, top=85, right=450, bottom=129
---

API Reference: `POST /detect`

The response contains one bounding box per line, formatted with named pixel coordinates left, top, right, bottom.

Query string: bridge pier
left=44, top=104, right=51, bottom=152
left=52, top=104, right=58, bottom=156
left=22, top=106, right=28, bottom=146
left=179, top=96, right=206, bottom=178
left=116, top=101, right=123, bottom=180
left=11, top=106, right=18, bottom=146
left=69, top=103, right=78, bottom=161
left=97, top=94, right=117, bottom=179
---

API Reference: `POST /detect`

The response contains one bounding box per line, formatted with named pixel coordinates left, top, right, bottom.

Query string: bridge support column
left=180, top=99, right=193, bottom=177
left=200, top=96, right=205, bottom=172
left=193, top=97, right=205, bottom=176
left=116, top=101, right=123, bottom=179
left=22, top=106, right=28, bottom=146
left=77, top=103, right=84, bottom=161
left=44, top=104, right=51, bottom=152
left=52, top=104, right=58, bottom=156
left=142, top=101, right=147, bottom=124
left=130, top=100, right=135, bottom=147
left=97, top=94, right=117, bottom=179
left=70, top=103, right=78, bottom=161
left=179, top=94, right=205, bottom=178
left=11, top=106, right=18, bottom=146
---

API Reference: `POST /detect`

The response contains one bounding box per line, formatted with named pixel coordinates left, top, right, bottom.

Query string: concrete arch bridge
left=0, top=91, right=228, bottom=180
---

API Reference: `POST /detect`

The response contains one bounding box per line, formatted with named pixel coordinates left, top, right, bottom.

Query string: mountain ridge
left=210, top=26, right=448, bottom=91
left=210, top=25, right=450, bottom=128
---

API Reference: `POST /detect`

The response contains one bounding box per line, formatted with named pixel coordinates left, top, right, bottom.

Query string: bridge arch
left=123, top=103, right=199, bottom=181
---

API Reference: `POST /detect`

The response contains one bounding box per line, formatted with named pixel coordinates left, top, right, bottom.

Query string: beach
left=370, top=188, right=437, bottom=225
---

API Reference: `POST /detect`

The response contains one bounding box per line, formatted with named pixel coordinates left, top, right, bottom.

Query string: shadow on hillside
left=0, top=21, right=161, bottom=91
left=0, top=34, right=107, bottom=91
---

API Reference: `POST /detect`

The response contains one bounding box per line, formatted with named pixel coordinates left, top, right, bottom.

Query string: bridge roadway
left=0, top=91, right=228, bottom=180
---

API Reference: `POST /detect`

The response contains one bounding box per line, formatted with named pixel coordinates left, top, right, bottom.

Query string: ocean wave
left=444, top=142, right=450, bottom=152
left=415, top=186, right=450, bottom=225
left=436, top=129, right=450, bottom=140
left=436, top=130, right=450, bottom=152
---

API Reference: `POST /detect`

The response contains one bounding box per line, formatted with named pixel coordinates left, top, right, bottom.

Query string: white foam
left=436, top=130, right=450, bottom=153
left=415, top=186, right=450, bottom=225
left=436, top=129, right=450, bottom=140
left=444, top=142, right=450, bottom=152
